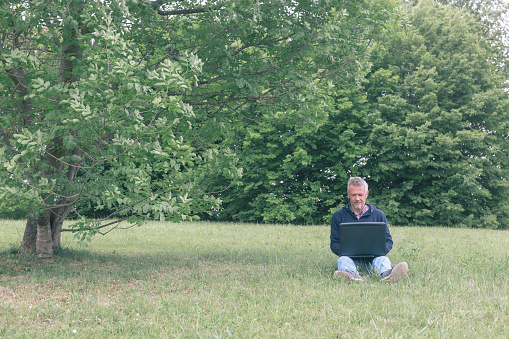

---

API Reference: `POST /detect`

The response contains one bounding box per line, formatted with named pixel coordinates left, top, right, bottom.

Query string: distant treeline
left=198, top=1, right=509, bottom=229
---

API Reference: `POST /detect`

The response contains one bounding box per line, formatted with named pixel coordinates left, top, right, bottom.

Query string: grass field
left=0, top=220, right=508, bottom=338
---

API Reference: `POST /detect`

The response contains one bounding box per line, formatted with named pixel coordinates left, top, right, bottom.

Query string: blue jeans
left=337, top=256, right=392, bottom=275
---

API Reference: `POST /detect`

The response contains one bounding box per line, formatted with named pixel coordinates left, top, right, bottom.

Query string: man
left=330, top=177, right=408, bottom=282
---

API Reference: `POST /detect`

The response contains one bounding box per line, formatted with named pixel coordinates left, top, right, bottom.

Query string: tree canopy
left=360, top=0, right=509, bottom=227
left=0, top=0, right=399, bottom=256
left=203, top=0, right=509, bottom=228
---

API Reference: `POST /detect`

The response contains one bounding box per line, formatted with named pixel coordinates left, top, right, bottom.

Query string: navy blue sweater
left=330, top=203, right=393, bottom=257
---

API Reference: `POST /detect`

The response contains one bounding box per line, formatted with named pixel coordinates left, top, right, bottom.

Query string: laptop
left=339, top=222, right=386, bottom=258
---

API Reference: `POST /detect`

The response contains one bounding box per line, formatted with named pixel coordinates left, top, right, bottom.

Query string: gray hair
left=347, top=177, right=368, bottom=193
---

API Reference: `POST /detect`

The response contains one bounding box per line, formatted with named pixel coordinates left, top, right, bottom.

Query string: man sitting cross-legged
left=330, top=177, right=408, bottom=282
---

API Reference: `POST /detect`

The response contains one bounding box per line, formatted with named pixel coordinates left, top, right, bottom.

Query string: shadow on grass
left=0, top=246, right=334, bottom=283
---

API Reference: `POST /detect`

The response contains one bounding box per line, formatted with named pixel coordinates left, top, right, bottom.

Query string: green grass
left=0, top=220, right=508, bottom=338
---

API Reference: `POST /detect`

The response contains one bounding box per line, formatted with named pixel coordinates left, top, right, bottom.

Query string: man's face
left=348, top=185, right=368, bottom=213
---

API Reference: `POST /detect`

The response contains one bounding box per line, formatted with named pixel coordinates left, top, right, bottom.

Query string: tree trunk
left=19, top=145, right=82, bottom=255
left=36, top=209, right=53, bottom=258
left=19, top=215, right=37, bottom=254
left=12, top=12, right=86, bottom=257
left=50, top=205, right=74, bottom=249
left=19, top=205, right=74, bottom=256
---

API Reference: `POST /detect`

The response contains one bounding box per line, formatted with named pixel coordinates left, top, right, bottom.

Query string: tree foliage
left=204, top=0, right=509, bottom=229
left=0, top=0, right=399, bottom=256
left=203, top=85, right=371, bottom=224
left=435, top=0, right=509, bottom=79
left=360, top=0, right=509, bottom=228
left=189, top=0, right=401, bottom=224
left=0, top=1, right=241, bottom=257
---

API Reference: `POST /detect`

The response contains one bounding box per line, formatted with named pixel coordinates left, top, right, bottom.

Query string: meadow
left=0, top=219, right=507, bottom=338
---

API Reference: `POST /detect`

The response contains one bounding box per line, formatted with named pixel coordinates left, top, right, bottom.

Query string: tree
left=436, top=0, right=509, bottom=80
left=184, top=0, right=400, bottom=224
left=203, top=85, right=371, bottom=224
left=360, top=0, right=509, bottom=228
left=0, top=0, right=399, bottom=256
left=1, top=1, right=237, bottom=257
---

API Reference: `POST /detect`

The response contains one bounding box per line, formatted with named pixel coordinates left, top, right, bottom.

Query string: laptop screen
left=339, top=222, right=386, bottom=258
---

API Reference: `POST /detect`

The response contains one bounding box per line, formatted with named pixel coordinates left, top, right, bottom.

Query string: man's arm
left=370, top=208, right=393, bottom=255
left=382, top=215, right=393, bottom=254
left=330, top=213, right=342, bottom=256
